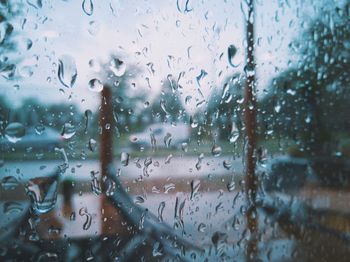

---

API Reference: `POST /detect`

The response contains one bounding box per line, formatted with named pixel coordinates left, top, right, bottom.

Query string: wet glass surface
left=0, top=0, right=350, bottom=261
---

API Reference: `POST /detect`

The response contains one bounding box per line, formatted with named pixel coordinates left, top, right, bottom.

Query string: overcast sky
left=0, top=0, right=318, bottom=112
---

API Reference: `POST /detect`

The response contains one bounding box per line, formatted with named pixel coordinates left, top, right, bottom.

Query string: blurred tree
left=96, top=55, right=149, bottom=136
left=205, top=73, right=244, bottom=141
left=148, top=75, right=187, bottom=124
left=0, top=0, right=22, bottom=80
left=261, top=0, right=350, bottom=156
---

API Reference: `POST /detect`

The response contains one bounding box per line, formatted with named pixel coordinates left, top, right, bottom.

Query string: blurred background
left=0, top=0, right=350, bottom=261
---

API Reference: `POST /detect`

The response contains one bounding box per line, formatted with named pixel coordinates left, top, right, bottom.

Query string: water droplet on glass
left=196, top=69, right=208, bottom=87
left=197, top=223, right=207, bottom=233
left=4, top=122, right=25, bottom=143
left=88, top=78, right=103, bottom=92
left=26, top=0, right=42, bottom=9
left=3, top=201, right=23, bottom=214
left=105, top=178, right=116, bottom=196
left=181, top=142, right=188, bottom=152
left=144, top=157, right=152, bottom=167
left=274, top=103, right=281, bottom=113
left=227, top=180, right=235, bottom=192
left=174, top=195, right=186, bottom=233
left=228, top=44, right=238, bottom=67
left=163, top=132, right=172, bottom=148
left=35, top=124, right=45, bottom=135
left=223, top=160, right=231, bottom=170
left=190, top=179, right=200, bottom=200
left=1, top=176, right=19, bottom=190
left=211, top=144, right=222, bottom=157
left=164, top=183, right=175, bottom=194
left=229, top=131, right=239, bottom=143
left=79, top=207, right=92, bottom=230
left=190, top=116, right=198, bottom=128
left=158, top=201, right=165, bottom=222
left=152, top=241, right=164, bottom=257
left=185, top=95, right=192, bottom=105
left=0, top=64, right=16, bottom=80
left=135, top=195, right=145, bottom=204
left=61, top=123, right=76, bottom=139
left=82, top=0, right=93, bottom=16
left=88, top=138, right=97, bottom=152
left=121, top=152, right=129, bottom=166
left=109, top=58, right=126, bottom=77
left=176, top=0, right=193, bottom=13
left=57, top=55, right=77, bottom=88
left=90, top=171, right=101, bottom=196
left=165, top=154, right=173, bottom=164
left=25, top=176, right=59, bottom=214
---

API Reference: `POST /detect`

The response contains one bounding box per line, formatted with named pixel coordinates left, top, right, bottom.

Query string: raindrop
left=150, top=133, right=156, bottom=150
left=135, top=195, right=145, bottom=204
left=152, top=242, right=164, bottom=257
left=26, top=0, right=42, bottom=9
left=176, top=0, right=193, bottom=13
left=164, top=183, right=175, bottom=194
left=158, top=201, right=165, bottom=222
left=190, top=116, right=198, bottom=128
left=211, top=144, right=222, bottom=157
left=274, top=103, right=281, bottom=113
left=185, top=95, right=192, bottom=105
left=109, top=58, right=126, bottom=77
left=121, top=152, right=129, bottom=166
left=174, top=195, right=186, bottom=233
left=82, top=0, right=93, bottom=16
left=163, top=132, right=172, bottom=148
left=144, top=157, right=152, bottom=167
left=84, top=109, right=92, bottom=133
left=165, top=154, right=173, bottom=164
left=105, top=178, right=116, bottom=196
left=90, top=171, right=101, bottom=196
left=195, top=153, right=204, bottom=170
left=190, top=179, right=200, bottom=200
left=4, top=122, right=25, bottom=143
left=61, top=123, right=76, bottom=139
left=88, top=138, right=97, bottom=152
left=0, top=22, right=13, bottom=44
left=223, top=160, right=231, bottom=170
left=229, top=131, right=239, bottom=143
left=1, top=176, right=19, bottom=190
left=228, top=44, right=238, bottom=67
left=88, top=78, right=103, bottom=92
left=197, top=223, right=207, bottom=233
left=3, top=201, right=23, bottom=214
left=196, top=69, right=208, bottom=87
left=227, top=180, right=235, bottom=192
left=26, top=176, right=59, bottom=214
left=211, top=231, right=228, bottom=254
left=79, top=207, right=92, bottom=230
left=181, top=142, right=188, bottom=152
left=70, top=212, right=76, bottom=221
left=35, top=124, right=45, bottom=135
left=58, top=55, right=77, bottom=88
left=0, top=64, right=16, bottom=80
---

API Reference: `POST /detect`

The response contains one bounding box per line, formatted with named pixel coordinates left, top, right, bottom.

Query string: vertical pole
left=100, top=86, right=113, bottom=234
left=100, top=86, right=113, bottom=182
left=244, top=0, right=258, bottom=261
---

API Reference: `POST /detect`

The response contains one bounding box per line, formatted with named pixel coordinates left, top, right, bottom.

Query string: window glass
left=0, top=0, right=349, bottom=261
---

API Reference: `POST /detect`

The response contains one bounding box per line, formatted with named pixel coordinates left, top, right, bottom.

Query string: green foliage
left=261, top=1, right=350, bottom=156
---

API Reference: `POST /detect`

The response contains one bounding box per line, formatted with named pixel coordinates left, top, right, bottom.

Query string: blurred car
left=0, top=126, right=64, bottom=151
left=129, top=123, right=191, bottom=149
